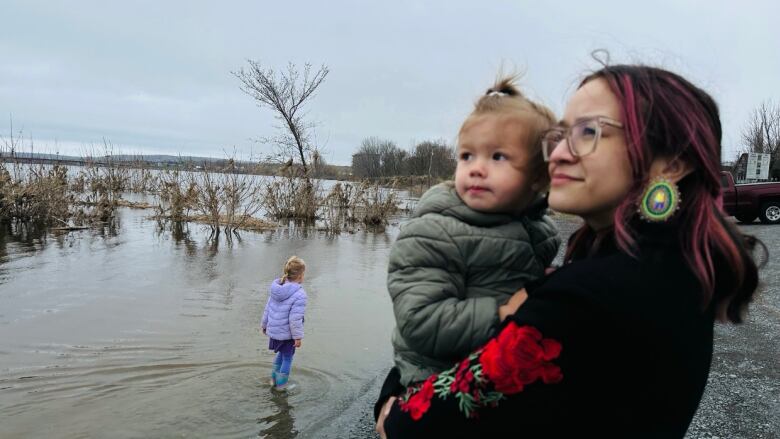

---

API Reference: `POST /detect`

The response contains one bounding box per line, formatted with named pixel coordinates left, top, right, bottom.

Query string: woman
left=375, top=64, right=764, bottom=438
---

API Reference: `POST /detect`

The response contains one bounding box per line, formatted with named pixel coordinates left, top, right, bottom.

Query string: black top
left=376, top=226, right=715, bottom=438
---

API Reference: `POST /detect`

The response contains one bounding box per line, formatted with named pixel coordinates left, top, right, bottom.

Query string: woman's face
left=547, top=78, right=633, bottom=229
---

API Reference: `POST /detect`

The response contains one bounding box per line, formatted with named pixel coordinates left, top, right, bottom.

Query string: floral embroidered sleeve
left=377, top=281, right=597, bottom=439
left=396, top=321, right=563, bottom=421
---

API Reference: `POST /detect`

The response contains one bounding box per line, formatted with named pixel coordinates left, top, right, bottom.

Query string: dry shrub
left=190, top=170, right=222, bottom=236
left=155, top=165, right=269, bottom=239
left=320, top=180, right=399, bottom=232
left=70, top=170, right=87, bottom=193
left=80, top=164, right=120, bottom=223
left=262, top=170, right=320, bottom=222
left=128, top=167, right=159, bottom=193
left=358, top=182, right=399, bottom=225
left=221, top=166, right=264, bottom=235
left=156, top=170, right=197, bottom=222
left=0, top=163, right=72, bottom=225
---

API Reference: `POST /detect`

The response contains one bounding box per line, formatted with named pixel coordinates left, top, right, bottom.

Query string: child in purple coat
left=261, top=256, right=308, bottom=390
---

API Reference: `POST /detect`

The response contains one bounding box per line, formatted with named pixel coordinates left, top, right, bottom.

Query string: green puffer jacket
left=389, top=182, right=560, bottom=385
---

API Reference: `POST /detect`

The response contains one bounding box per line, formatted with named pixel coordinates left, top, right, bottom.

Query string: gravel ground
left=686, top=222, right=779, bottom=439
left=347, top=218, right=778, bottom=439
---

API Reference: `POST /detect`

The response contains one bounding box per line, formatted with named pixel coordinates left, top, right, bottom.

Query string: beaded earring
left=638, top=176, right=681, bottom=222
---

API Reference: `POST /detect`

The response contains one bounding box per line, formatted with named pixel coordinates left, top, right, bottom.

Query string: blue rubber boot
left=274, top=373, right=293, bottom=391
left=270, top=356, right=282, bottom=386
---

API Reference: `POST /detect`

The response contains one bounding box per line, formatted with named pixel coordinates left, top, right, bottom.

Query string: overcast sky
left=1, top=0, right=777, bottom=164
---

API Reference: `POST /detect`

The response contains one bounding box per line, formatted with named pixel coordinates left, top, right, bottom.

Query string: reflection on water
left=259, top=391, right=298, bottom=438
left=0, top=204, right=400, bottom=438
left=0, top=222, right=47, bottom=256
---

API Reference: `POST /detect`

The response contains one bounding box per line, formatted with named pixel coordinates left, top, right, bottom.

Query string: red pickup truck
left=721, top=171, right=780, bottom=224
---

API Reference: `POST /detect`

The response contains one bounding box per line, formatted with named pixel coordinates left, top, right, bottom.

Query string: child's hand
left=294, top=339, right=302, bottom=348
left=499, top=289, right=528, bottom=321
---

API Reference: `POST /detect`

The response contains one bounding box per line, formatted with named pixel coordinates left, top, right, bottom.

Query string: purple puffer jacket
left=261, top=279, right=308, bottom=340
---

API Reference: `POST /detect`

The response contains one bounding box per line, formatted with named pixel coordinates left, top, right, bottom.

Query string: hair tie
left=487, top=90, right=507, bottom=97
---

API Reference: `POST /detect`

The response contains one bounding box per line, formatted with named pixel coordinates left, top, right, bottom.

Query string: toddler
left=389, top=77, right=561, bottom=385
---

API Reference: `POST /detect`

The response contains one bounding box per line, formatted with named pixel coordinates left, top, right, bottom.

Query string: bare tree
left=740, top=101, right=780, bottom=177
left=407, top=140, right=456, bottom=179
left=379, top=141, right=408, bottom=177
left=352, top=137, right=384, bottom=178
left=233, top=61, right=329, bottom=178
left=0, top=114, right=24, bottom=158
left=351, top=137, right=410, bottom=178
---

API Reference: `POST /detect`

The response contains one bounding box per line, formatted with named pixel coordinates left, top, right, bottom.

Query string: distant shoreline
left=0, top=154, right=443, bottom=190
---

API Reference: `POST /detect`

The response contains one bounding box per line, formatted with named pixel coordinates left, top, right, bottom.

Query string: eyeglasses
left=541, top=116, right=624, bottom=161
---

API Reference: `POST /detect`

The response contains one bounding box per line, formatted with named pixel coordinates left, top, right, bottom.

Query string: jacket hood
left=270, top=279, right=302, bottom=301
left=413, top=181, right=546, bottom=227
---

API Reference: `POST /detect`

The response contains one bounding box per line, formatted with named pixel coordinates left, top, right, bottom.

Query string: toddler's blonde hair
left=460, top=75, right=556, bottom=189
left=280, top=256, right=306, bottom=284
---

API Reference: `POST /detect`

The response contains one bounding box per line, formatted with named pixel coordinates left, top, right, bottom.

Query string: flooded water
left=0, top=202, right=402, bottom=438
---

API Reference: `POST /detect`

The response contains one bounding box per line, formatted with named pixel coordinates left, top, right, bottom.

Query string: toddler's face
left=455, top=114, right=537, bottom=214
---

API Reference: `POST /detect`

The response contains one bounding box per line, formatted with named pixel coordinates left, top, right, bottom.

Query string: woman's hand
left=294, top=339, right=302, bottom=348
left=498, top=289, right=528, bottom=321
left=375, top=396, right=397, bottom=439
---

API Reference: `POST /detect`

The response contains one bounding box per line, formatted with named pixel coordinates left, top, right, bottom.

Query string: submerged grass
left=1, top=154, right=402, bottom=239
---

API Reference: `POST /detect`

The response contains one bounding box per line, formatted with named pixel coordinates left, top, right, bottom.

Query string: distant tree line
left=351, top=137, right=456, bottom=179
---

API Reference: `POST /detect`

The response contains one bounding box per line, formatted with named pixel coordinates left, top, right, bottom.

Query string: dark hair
left=566, top=64, right=763, bottom=323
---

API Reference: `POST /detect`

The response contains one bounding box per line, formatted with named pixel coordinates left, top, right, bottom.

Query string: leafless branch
left=233, top=61, right=329, bottom=178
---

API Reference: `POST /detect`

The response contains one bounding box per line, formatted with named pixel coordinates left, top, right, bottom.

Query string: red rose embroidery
left=479, top=322, right=563, bottom=394
left=397, top=324, right=562, bottom=421
left=450, top=359, right=474, bottom=393
left=399, top=375, right=437, bottom=420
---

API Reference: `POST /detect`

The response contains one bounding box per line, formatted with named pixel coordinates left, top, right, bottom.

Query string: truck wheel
left=759, top=201, right=780, bottom=224
left=735, top=214, right=756, bottom=224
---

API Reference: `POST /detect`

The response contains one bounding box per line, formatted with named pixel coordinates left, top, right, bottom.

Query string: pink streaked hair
left=565, top=65, right=761, bottom=323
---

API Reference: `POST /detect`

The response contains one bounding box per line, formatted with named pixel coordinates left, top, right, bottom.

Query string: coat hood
left=270, top=279, right=302, bottom=302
